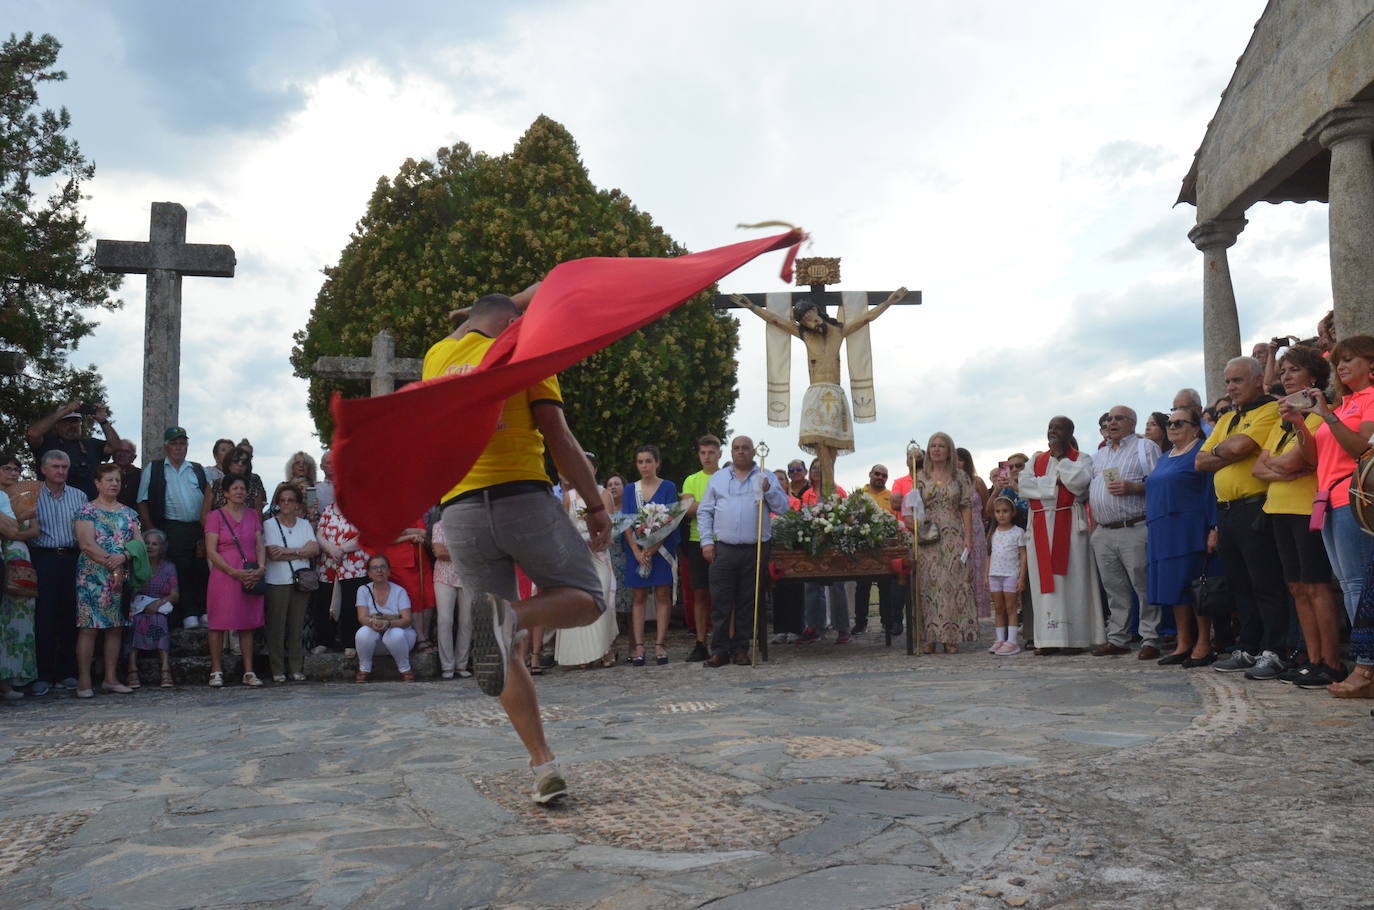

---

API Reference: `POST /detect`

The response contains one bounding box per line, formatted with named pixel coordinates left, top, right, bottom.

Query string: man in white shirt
left=1088, top=406, right=1161, bottom=658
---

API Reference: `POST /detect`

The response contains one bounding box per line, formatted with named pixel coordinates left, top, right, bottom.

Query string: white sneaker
left=182, top=616, right=200, bottom=629
left=532, top=762, right=568, bottom=805
left=207, top=672, right=223, bottom=688
left=988, top=641, right=1003, bottom=654
left=472, top=592, right=517, bottom=697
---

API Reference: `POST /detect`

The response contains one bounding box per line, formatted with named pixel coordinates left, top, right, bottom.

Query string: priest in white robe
left=1019, top=416, right=1106, bottom=651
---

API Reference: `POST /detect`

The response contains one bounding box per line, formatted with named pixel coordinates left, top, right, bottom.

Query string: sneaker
left=1295, top=663, right=1347, bottom=689
left=1243, top=650, right=1285, bottom=680
left=207, top=671, right=223, bottom=688
left=441, top=671, right=455, bottom=680
left=182, top=615, right=200, bottom=629
left=472, top=592, right=517, bottom=697
left=290, top=673, right=306, bottom=682
left=456, top=668, right=473, bottom=679
left=988, top=640, right=1003, bottom=654
left=273, top=675, right=287, bottom=684
left=29, top=680, right=51, bottom=697
left=1212, top=649, right=1256, bottom=673
left=1277, top=662, right=1317, bottom=684
left=796, top=628, right=820, bottom=644
left=997, top=642, right=1023, bottom=656
left=532, top=764, right=568, bottom=806
left=242, top=672, right=264, bottom=687
left=58, top=677, right=79, bottom=690
left=686, top=641, right=709, bottom=662
left=770, top=632, right=794, bottom=644
left=836, top=631, right=851, bottom=644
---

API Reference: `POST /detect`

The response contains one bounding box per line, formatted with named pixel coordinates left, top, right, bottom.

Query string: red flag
left=331, top=228, right=803, bottom=549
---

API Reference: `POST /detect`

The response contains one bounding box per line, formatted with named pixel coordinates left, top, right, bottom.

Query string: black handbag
left=274, top=518, right=320, bottom=593
left=1190, top=572, right=1233, bottom=619
left=220, top=509, right=267, bottom=596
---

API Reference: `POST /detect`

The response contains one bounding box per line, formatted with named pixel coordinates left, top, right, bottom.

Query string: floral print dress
left=915, top=475, right=978, bottom=646
left=1, top=524, right=37, bottom=683
left=74, top=503, right=141, bottom=629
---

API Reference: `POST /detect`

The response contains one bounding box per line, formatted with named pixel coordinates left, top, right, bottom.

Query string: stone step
left=127, top=646, right=440, bottom=686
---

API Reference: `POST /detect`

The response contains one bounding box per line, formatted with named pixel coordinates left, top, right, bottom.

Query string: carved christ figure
left=735, top=288, right=906, bottom=495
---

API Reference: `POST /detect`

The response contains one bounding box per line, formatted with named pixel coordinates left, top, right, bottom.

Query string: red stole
left=1027, top=449, right=1079, bottom=594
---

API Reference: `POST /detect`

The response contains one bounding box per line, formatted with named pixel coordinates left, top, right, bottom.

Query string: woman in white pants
left=430, top=521, right=471, bottom=679
left=354, top=554, right=416, bottom=682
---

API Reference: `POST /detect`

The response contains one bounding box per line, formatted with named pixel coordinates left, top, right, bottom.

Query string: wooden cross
left=713, top=256, right=921, bottom=314
left=313, top=330, right=422, bottom=397
left=95, top=202, right=236, bottom=460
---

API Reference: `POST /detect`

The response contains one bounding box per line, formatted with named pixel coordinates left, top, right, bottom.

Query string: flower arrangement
left=613, top=500, right=688, bottom=577
left=772, top=492, right=905, bottom=558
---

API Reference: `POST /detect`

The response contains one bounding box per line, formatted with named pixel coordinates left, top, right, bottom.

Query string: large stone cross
left=313, top=330, right=422, bottom=397
left=95, top=202, right=235, bottom=460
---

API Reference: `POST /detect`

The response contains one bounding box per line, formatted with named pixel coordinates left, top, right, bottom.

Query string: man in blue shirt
left=30, top=450, right=88, bottom=695
left=137, top=428, right=209, bottom=627
left=698, top=436, right=790, bottom=666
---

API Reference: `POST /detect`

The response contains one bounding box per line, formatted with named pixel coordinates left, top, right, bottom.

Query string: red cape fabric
left=1028, top=448, right=1079, bottom=594
left=331, top=228, right=803, bottom=549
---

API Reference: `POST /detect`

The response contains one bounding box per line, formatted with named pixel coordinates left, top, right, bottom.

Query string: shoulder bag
left=219, top=508, right=267, bottom=596
left=274, top=517, right=320, bottom=593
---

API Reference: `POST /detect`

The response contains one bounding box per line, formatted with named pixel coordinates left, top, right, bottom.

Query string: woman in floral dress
left=912, top=433, right=977, bottom=652
left=73, top=464, right=141, bottom=697
left=1, top=453, right=39, bottom=697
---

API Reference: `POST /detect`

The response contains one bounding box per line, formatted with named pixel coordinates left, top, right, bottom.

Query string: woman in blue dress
left=621, top=445, right=679, bottom=667
left=1145, top=407, right=1218, bottom=667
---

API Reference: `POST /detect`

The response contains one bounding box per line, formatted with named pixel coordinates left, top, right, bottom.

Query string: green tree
left=0, top=32, right=120, bottom=465
left=291, top=116, right=739, bottom=482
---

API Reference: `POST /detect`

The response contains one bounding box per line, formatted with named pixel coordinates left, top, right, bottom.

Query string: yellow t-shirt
left=858, top=484, right=893, bottom=512
left=1261, top=413, right=1323, bottom=515
left=422, top=332, right=562, bottom=501
left=1200, top=399, right=1280, bottom=503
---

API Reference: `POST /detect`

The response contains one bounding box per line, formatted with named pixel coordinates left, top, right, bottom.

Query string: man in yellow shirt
left=1196, top=355, right=1286, bottom=676
left=428, top=292, right=611, bottom=806
left=854, top=464, right=895, bottom=634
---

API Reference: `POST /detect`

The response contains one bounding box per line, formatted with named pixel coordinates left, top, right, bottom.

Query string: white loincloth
left=798, top=382, right=855, bottom=455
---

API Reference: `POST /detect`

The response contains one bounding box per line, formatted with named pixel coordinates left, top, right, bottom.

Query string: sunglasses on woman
left=1167, top=419, right=1196, bottom=429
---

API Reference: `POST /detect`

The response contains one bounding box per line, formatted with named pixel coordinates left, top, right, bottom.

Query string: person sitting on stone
left=136, top=428, right=209, bottom=629
left=354, top=554, right=416, bottom=682
left=200, top=445, right=268, bottom=522
left=26, top=401, right=123, bottom=500
left=125, top=528, right=178, bottom=689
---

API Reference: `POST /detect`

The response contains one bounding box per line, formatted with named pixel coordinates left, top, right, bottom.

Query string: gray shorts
left=440, top=488, right=606, bottom=613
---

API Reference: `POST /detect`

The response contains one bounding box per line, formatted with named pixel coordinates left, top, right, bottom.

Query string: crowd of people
left=3, top=321, right=1372, bottom=707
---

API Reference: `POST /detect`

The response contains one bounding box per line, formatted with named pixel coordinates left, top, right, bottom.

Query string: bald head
left=730, top=436, right=756, bottom=470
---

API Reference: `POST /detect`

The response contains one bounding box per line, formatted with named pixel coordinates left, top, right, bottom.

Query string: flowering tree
left=291, top=116, right=738, bottom=483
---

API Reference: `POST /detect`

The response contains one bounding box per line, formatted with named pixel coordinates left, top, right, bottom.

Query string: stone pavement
left=1, top=629, right=1370, bottom=910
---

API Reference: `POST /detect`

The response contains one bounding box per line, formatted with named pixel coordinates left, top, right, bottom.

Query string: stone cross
left=95, top=202, right=236, bottom=461
left=313, top=330, right=423, bottom=397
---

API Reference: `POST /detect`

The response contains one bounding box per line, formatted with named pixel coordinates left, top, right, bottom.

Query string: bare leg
left=630, top=588, right=648, bottom=659
left=693, top=586, right=711, bottom=644
left=101, top=630, right=121, bottom=687
left=1171, top=605, right=1195, bottom=655
left=239, top=631, right=255, bottom=676
left=654, top=585, right=671, bottom=658
left=76, top=628, right=97, bottom=691
left=1308, top=582, right=1343, bottom=668
left=1192, top=614, right=1213, bottom=658
left=499, top=655, right=554, bottom=765
left=208, top=630, right=224, bottom=674
left=1289, top=582, right=1317, bottom=666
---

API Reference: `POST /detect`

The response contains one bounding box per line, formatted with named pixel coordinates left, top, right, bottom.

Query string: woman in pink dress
left=204, top=474, right=266, bottom=687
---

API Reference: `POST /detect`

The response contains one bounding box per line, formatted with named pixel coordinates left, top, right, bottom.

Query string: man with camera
left=26, top=400, right=124, bottom=500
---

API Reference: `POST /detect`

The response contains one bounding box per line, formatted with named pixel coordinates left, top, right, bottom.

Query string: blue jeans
left=804, top=582, right=850, bottom=633
left=1320, top=504, right=1373, bottom=625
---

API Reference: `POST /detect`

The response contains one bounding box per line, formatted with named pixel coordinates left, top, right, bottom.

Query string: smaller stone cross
left=313, top=330, right=422, bottom=397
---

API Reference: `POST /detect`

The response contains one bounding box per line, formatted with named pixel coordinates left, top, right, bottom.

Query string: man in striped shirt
left=30, top=450, right=87, bottom=695
left=1088, top=406, right=1161, bottom=659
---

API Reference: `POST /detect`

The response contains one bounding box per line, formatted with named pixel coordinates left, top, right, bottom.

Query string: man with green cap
left=137, top=427, right=209, bottom=627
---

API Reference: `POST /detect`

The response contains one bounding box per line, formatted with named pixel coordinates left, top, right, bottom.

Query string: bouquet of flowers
left=614, top=500, right=688, bottom=577
left=772, top=492, right=904, bottom=558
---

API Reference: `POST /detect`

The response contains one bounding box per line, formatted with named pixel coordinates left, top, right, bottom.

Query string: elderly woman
left=73, top=463, right=141, bottom=697
left=201, top=445, right=268, bottom=522
left=1146, top=408, right=1217, bottom=666
left=284, top=451, right=320, bottom=523
left=204, top=474, right=266, bottom=687
left=1, top=453, right=39, bottom=698
left=430, top=519, right=471, bottom=678
left=125, top=529, right=178, bottom=688
left=354, top=554, right=416, bottom=682
left=264, top=482, right=320, bottom=683
left=1255, top=346, right=1343, bottom=685
left=907, top=432, right=977, bottom=652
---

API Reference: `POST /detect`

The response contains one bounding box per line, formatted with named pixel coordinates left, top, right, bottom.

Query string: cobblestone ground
left=0, top=628, right=1370, bottom=909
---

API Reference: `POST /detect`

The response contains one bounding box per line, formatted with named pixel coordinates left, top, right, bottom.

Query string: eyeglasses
left=1105, top=415, right=1131, bottom=422
left=1167, top=420, right=1196, bottom=429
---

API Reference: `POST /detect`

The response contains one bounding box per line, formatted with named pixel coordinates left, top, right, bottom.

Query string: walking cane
left=751, top=442, right=770, bottom=667
left=906, top=440, right=922, bottom=657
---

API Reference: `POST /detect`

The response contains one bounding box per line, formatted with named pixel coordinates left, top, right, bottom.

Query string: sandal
left=601, top=649, right=619, bottom=669
left=631, top=642, right=646, bottom=668
left=528, top=660, right=543, bottom=676
left=160, top=670, right=174, bottom=688
left=208, top=671, right=224, bottom=688
left=242, top=672, right=263, bottom=688
left=1328, top=664, right=1374, bottom=698
left=655, top=642, right=669, bottom=666
left=126, top=669, right=142, bottom=689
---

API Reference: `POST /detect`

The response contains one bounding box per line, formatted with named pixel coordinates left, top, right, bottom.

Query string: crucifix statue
left=718, top=256, right=918, bottom=496
left=95, top=202, right=235, bottom=460
left=313, top=330, right=423, bottom=397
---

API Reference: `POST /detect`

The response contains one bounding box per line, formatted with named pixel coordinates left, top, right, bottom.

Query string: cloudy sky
left=14, top=0, right=1334, bottom=490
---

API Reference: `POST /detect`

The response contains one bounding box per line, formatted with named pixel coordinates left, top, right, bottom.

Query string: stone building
left=1178, top=0, right=1374, bottom=401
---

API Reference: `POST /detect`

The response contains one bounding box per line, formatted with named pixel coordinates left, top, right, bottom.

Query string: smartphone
left=1285, top=390, right=1317, bottom=410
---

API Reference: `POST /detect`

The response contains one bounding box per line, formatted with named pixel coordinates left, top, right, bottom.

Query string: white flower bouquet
left=614, top=500, right=688, bottom=577
left=772, top=492, right=903, bottom=558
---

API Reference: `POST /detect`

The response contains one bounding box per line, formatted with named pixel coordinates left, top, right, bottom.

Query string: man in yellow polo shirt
left=428, top=292, right=611, bottom=806
left=1195, top=355, right=1287, bottom=676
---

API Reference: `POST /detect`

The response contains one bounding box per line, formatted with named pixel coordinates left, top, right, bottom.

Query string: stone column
left=1188, top=218, right=1246, bottom=406
left=1307, top=102, right=1374, bottom=337
left=143, top=269, right=183, bottom=462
